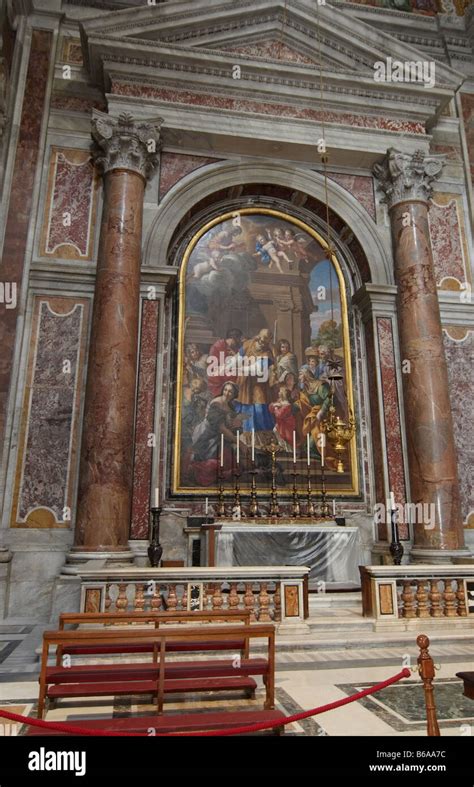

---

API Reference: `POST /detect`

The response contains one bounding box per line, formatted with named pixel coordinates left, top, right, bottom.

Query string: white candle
left=220, top=433, right=224, bottom=467
left=306, top=433, right=310, bottom=466
left=333, top=499, right=336, bottom=517
left=321, top=433, right=325, bottom=467
left=251, top=429, right=255, bottom=462
left=236, top=430, right=240, bottom=465
left=389, top=490, right=396, bottom=510
left=205, top=497, right=209, bottom=515
left=293, top=431, right=296, bottom=464
left=155, top=487, right=159, bottom=508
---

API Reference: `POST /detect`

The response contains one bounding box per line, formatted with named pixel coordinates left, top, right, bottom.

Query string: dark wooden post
left=416, top=633, right=440, bottom=736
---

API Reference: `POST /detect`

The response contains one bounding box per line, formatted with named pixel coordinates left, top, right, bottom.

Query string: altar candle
left=251, top=429, right=255, bottom=463
left=389, top=490, right=396, bottom=510
left=205, top=497, right=209, bottom=515
left=155, top=487, right=159, bottom=508
left=236, top=430, right=240, bottom=465
left=321, top=433, right=325, bottom=467
left=306, top=433, right=310, bottom=466
left=220, top=433, right=224, bottom=467
left=332, top=499, right=336, bottom=517
left=293, top=431, right=296, bottom=464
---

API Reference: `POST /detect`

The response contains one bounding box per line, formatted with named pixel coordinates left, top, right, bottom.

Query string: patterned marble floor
left=0, top=609, right=473, bottom=737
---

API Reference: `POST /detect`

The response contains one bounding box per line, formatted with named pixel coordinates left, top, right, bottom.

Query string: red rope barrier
left=0, top=668, right=410, bottom=737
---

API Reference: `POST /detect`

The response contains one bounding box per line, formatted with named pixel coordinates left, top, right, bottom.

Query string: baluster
left=151, top=583, right=162, bottom=612
left=167, top=584, right=178, bottom=613
left=415, top=580, right=430, bottom=618
left=105, top=585, right=112, bottom=614
left=134, top=583, right=145, bottom=613
left=456, top=578, right=467, bottom=617
left=212, top=585, right=224, bottom=612
left=116, top=583, right=128, bottom=613
left=428, top=579, right=443, bottom=617
left=443, top=579, right=456, bottom=617
left=244, top=582, right=257, bottom=622
left=228, top=583, right=239, bottom=610
left=181, top=584, right=188, bottom=612
left=274, top=583, right=281, bottom=622
left=401, top=580, right=417, bottom=618
left=258, top=583, right=272, bottom=622
left=204, top=583, right=213, bottom=611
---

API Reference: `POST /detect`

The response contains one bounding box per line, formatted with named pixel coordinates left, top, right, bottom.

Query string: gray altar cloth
left=215, top=524, right=360, bottom=589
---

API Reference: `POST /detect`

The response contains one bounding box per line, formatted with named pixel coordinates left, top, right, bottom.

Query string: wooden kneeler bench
left=37, top=624, right=275, bottom=719
left=55, top=610, right=253, bottom=664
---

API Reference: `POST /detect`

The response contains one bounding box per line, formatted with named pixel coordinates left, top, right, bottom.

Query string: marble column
left=73, top=111, right=162, bottom=556
left=373, top=149, right=466, bottom=560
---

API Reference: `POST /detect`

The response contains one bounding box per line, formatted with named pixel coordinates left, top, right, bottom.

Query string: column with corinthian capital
left=373, top=148, right=468, bottom=561
left=72, top=111, right=162, bottom=558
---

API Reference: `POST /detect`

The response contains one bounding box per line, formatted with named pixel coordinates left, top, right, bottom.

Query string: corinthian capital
left=373, top=148, right=445, bottom=209
left=91, top=111, right=163, bottom=180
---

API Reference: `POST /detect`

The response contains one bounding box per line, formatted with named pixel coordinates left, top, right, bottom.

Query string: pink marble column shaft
left=74, top=169, right=145, bottom=550
left=74, top=111, right=162, bottom=552
left=390, top=200, right=463, bottom=550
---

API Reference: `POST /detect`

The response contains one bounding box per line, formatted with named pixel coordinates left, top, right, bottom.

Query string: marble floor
left=1, top=602, right=473, bottom=737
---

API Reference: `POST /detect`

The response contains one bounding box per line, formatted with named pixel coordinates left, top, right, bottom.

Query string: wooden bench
left=456, top=671, right=474, bottom=700
left=26, top=708, right=286, bottom=736
left=38, top=623, right=275, bottom=719
left=55, top=610, right=252, bottom=665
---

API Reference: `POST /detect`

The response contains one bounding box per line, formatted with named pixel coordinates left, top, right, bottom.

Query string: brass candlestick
left=320, top=461, right=330, bottom=518
left=233, top=465, right=242, bottom=519
left=306, top=461, right=315, bottom=518
left=217, top=464, right=226, bottom=518
left=291, top=462, right=301, bottom=518
left=148, top=506, right=163, bottom=567
left=249, top=461, right=260, bottom=517
left=265, top=440, right=280, bottom=518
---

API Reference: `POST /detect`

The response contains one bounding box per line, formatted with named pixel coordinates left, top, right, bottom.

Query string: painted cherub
left=192, top=248, right=222, bottom=280
left=254, top=233, right=290, bottom=273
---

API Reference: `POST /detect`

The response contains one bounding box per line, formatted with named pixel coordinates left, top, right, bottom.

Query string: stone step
left=309, top=592, right=362, bottom=609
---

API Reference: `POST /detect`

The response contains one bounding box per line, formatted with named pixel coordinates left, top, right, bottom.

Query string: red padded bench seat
left=25, top=708, right=286, bottom=736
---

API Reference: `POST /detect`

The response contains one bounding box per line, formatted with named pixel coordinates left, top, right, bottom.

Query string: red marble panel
left=40, top=148, right=99, bottom=260
left=429, top=198, right=467, bottom=287
left=50, top=95, right=106, bottom=113
left=460, top=93, right=474, bottom=188
left=365, top=321, right=385, bottom=539
left=159, top=153, right=219, bottom=199
left=223, top=39, right=316, bottom=65
left=328, top=173, right=376, bottom=221
left=130, top=299, right=160, bottom=539
left=377, top=317, right=408, bottom=538
left=0, top=30, right=52, bottom=452
left=111, top=82, right=426, bottom=135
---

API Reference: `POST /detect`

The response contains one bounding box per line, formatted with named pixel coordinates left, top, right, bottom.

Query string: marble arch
left=143, top=161, right=392, bottom=287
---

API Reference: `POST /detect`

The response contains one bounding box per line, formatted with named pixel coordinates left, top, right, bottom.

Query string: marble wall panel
left=429, top=194, right=469, bottom=289
left=111, top=82, right=426, bottom=135
left=460, top=93, right=474, bottom=188
left=130, top=299, right=160, bottom=540
left=364, top=321, right=385, bottom=539
left=376, top=317, right=408, bottom=538
left=0, top=30, right=52, bottom=458
left=60, top=37, right=83, bottom=65
left=39, top=148, right=99, bottom=261
left=159, top=153, right=220, bottom=200
left=10, top=297, right=89, bottom=528
left=443, top=326, right=474, bottom=528
left=328, top=173, right=376, bottom=221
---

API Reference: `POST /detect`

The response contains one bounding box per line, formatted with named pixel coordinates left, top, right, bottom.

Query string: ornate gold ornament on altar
left=324, top=372, right=356, bottom=474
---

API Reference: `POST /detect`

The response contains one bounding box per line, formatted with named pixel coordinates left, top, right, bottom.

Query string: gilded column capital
left=373, top=148, right=445, bottom=209
left=91, top=111, right=163, bottom=180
